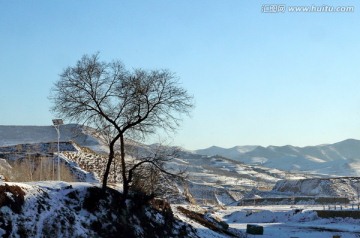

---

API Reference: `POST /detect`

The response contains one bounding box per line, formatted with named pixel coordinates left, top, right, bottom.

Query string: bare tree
left=127, top=144, right=186, bottom=199
left=50, top=53, right=193, bottom=200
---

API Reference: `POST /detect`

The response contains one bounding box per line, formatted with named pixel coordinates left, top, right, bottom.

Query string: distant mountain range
left=195, top=139, right=360, bottom=176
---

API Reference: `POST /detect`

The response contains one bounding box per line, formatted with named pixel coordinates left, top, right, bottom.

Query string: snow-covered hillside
left=0, top=125, right=106, bottom=152
left=272, top=177, right=360, bottom=199
left=0, top=181, right=205, bottom=238
left=196, top=139, right=360, bottom=176
left=166, top=152, right=309, bottom=205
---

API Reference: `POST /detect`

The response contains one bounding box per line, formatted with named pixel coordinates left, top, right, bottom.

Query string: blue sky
left=1, top=0, right=360, bottom=150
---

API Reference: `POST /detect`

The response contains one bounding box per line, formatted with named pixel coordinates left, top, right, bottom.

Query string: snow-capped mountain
left=196, top=139, right=360, bottom=176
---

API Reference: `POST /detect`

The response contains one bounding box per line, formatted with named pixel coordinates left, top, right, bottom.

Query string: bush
left=0, top=184, right=25, bottom=214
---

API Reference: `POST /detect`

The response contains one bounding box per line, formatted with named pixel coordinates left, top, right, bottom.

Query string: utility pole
left=52, top=119, right=63, bottom=181
left=357, top=180, right=360, bottom=210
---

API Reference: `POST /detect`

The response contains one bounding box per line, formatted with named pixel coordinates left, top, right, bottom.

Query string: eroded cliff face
left=273, top=177, right=360, bottom=198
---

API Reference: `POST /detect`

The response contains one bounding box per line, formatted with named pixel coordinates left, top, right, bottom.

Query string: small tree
left=50, top=53, right=193, bottom=200
left=128, top=144, right=186, bottom=199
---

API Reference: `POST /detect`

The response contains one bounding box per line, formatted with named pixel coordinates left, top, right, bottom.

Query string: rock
left=246, top=224, right=264, bottom=235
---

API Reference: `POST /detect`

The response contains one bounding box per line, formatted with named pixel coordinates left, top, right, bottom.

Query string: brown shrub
left=0, top=184, right=25, bottom=214
left=149, top=198, right=172, bottom=215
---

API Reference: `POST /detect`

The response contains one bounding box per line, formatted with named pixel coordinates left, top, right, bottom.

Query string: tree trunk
left=102, top=140, right=116, bottom=190
left=119, top=134, right=129, bottom=200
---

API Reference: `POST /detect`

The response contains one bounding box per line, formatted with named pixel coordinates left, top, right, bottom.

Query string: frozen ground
left=214, top=205, right=360, bottom=238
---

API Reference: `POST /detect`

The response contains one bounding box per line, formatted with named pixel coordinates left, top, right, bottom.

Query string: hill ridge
left=195, top=139, right=360, bottom=176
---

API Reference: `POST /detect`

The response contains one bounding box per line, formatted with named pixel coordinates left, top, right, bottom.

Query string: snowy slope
left=0, top=125, right=106, bottom=152
left=272, top=177, right=360, bottom=199
left=167, top=152, right=310, bottom=205
left=0, top=181, right=205, bottom=238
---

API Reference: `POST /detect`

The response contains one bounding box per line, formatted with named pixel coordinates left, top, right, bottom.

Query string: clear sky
left=1, top=0, right=360, bottom=150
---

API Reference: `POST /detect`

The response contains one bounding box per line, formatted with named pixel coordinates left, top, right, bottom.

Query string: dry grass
left=1, top=157, right=76, bottom=182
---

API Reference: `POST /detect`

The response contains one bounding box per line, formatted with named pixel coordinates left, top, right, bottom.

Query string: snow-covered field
left=215, top=205, right=360, bottom=238
left=171, top=203, right=360, bottom=238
